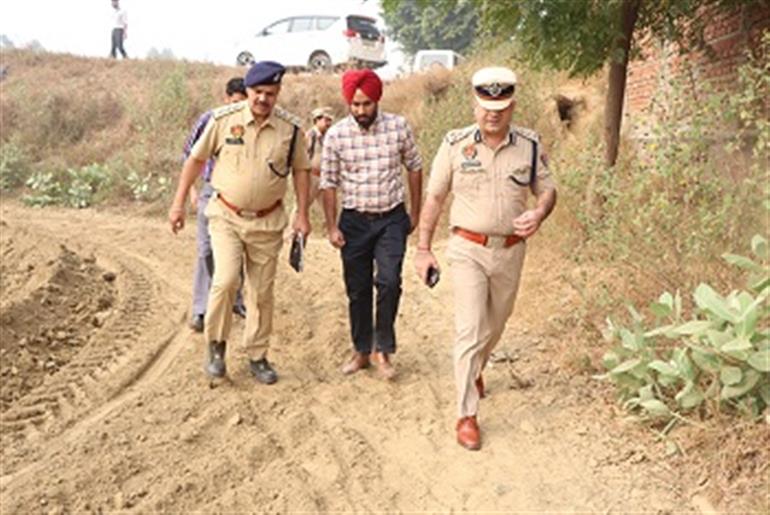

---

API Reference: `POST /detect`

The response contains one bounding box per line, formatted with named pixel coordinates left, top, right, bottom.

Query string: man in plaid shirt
left=320, top=69, right=423, bottom=380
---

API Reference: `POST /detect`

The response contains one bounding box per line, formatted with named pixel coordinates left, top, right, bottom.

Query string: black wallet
left=289, top=233, right=304, bottom=272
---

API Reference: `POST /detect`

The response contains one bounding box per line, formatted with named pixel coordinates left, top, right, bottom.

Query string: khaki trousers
left=204, top=203, right=284, bottom=359
left=447, top=234, right=526, bottom=418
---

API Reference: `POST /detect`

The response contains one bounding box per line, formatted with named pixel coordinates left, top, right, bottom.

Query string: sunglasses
left=474, top=83, right=515, bottom=100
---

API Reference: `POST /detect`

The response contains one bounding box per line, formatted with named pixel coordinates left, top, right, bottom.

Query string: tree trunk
left=604, top=0, right=641, bottom=167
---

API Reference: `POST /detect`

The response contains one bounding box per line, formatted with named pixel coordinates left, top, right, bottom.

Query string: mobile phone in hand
left=426, top=266, right=440, bottom=288
left=289, top=233, right=304, bottom=272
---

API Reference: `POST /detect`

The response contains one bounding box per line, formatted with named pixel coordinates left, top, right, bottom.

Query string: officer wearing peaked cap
left=169, top=60, right=312, bottom=385
left=414, top=66, right=557, bottom=451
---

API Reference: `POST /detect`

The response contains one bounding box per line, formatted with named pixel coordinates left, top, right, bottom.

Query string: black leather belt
left=345, top=203, right=404, bottom=220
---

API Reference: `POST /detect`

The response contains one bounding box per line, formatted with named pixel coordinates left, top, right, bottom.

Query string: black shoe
left=249, top=358, right=277, bottom=385
left=232, top=304, right=247, bottom=318
left=190, top=314, right=204, bottom=333
left=206, top=341, right=227, bottom=378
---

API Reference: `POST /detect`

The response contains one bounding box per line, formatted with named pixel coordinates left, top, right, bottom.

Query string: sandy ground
left=0, top=201, right=722, bottom=513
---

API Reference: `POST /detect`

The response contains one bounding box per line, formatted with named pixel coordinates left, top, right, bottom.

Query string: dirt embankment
left=0, top=202, right=765, bottom=513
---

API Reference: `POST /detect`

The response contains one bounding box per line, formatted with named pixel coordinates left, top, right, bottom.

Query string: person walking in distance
left=110, top=0, right=128, bottom=59
left=414, top=67, right=557, bottom=450
left=320, top=69, right=423, bottom=381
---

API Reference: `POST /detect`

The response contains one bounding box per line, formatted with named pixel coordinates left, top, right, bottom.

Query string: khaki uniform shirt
left=191, top=101, right=310, bottom=230
left=305, top=126, right=324, bottom=172
left=427, top=124, right=557, bottom=236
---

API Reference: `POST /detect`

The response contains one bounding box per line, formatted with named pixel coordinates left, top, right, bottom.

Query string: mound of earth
left=0, top=223, right=116, bottom=415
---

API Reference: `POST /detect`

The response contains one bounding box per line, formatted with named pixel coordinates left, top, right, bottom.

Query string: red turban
left=341, top=69, right=383, bottom=104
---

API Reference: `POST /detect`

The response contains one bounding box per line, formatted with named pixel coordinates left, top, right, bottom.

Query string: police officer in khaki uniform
left=169, top=61, right=311, bottom=384
left=414, top=67, right=557, bottom=450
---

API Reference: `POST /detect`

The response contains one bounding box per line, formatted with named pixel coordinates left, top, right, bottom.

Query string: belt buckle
left=486, top=235, right=507, bottom=249
left=239, top=209, right=258, bottom=219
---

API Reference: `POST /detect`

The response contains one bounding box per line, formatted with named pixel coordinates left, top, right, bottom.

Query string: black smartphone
left=289, top=233, right=304, bottom=272
left=426, top=266, right=440, bottom=288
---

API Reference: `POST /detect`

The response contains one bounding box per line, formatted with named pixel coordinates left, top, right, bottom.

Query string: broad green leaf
left=640, top=399, right=670, bottom=417
left=675, top=382, right=704, bottom=410
left=602, top=350, right=622, bottom=371
left=650, top=302, right=672, bottom=318
left=674, top=349, right=696, bottom=381
left=720, top=366, right=743, bottom=386
left=649, top=360, right=678, bottom=377
left=706, top=329, right=732, bottom=349
left=620, top=329, right=639, bottom=351
left=659, top=291, right=674, bottom=309
left=694, top=284, right=737, bottom=323
left=751, top=234, right=768, bottom=260
left=747, top=350, right=770, bottom=372
left=723, top=253, right=765, bottom=273
left=672, top=320, right=713, bottom=336
left=721, top=369, right=761, bottom=400
left=610, top=358, right=642, bottom=375
left=735, top=303, right=759, bottom=339
left=721, top=336, right=753, bottom=353
left=690, top=348, right=721, bottom=374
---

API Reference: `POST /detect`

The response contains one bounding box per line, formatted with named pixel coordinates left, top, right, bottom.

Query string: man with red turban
left=320, top=68, right=423, bottom=380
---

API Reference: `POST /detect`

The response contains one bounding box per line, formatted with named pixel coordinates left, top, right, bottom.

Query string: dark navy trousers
left=339, top=203, right=410, bottom=355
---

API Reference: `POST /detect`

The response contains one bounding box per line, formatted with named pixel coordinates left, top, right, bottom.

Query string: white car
left=413, top=50, right=464, bottom=72
left=235, top=15, right=386, bottom=71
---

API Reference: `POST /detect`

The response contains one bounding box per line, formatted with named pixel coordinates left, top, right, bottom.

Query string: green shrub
left=0, top=139, right=31, bottom=191
left=125, top=170, right=170, bottom=202
left=601, top=234, right=770, bottom=421
left=22, top=163, right=113, bottom=208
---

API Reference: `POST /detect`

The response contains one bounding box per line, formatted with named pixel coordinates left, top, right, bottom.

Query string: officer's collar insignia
left=462, top=143, right=477, bottom=160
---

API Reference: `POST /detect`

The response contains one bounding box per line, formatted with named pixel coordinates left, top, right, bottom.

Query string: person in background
left=414, top=66, right=557, bottom=451
left=185, top=77, right=248, bottom=333
left=320, top=69, right=423, bottom=381
left=306, top=106, right=334, bottom=207
left=110, top=0, right=128, bottom=59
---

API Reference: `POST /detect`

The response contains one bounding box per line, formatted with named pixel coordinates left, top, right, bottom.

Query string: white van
left=413, top=50, right=464, bottom=71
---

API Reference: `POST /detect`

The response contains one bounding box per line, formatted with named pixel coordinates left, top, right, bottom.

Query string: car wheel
left=308, top=52, right=332, bottom=73
left=236, top=51, right=254, bottom=66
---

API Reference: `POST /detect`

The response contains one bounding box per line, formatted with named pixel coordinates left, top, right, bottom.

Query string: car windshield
left=347, top=16, right=380, bottom=40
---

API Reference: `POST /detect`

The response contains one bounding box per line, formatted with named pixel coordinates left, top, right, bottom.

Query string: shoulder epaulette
left=444, top=125, right=476, bottom=145
left=212, top=101, right=246, bottom=120
left=513, top=125, right=540, bottom=143
left=274, top=106, right=302, bottom=128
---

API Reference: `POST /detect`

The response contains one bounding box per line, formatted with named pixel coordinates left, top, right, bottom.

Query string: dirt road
left=0, top=202, right=695, bottom=513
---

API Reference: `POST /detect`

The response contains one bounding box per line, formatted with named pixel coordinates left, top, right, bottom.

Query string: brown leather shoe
left=373, top=352, right=396, bottom=381
left=456, top=416, right=481, bottom=450
left=341, top=352, right=370, bottom=375
left=476, top=375, right=485, bottom=399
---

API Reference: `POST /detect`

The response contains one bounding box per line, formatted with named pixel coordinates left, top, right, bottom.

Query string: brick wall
left=625, top=3, right=769, bottom=138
